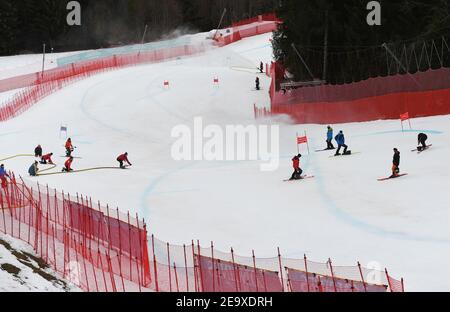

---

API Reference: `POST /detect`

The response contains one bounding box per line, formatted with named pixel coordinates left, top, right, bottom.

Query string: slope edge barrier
left=0, top=174, right=404, bottom=292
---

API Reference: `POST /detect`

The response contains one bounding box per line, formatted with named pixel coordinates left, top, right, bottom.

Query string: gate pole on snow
left=357, top=262, right=368, bottom=292
left=304, top=254, right=310, bottom=292
left=183, top=244, right=189, bottom=292
left=252, top=250, right=259, bottom=292
left=277, top=247, right=285, bottom=292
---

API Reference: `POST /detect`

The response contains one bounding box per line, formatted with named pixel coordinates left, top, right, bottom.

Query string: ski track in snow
left=1, top=33, right=449, bottom=290
left=307, top=131, right=450, bottom=244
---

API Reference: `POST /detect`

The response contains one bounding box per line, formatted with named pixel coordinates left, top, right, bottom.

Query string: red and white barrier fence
left=0, top=173, right=404, bottom=292
left=0, top=44, right=208, bottom=122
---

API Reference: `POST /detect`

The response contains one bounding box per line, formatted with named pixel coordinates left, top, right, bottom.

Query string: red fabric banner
left=297, top=136, right=308, bottom=144
left=400, top=112, right=410, bottom=121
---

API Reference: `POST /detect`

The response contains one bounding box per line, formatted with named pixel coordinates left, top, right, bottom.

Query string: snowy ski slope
left=0, top=33, right=449, bottom=291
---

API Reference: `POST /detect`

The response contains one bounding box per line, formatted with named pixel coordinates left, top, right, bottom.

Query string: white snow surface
left=0, top=33, right=449, bottom=291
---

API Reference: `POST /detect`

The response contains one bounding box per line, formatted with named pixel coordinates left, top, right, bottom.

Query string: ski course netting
left=215, top=20, right=279, bottom=47
left=270, top=68, right=450, bottom=124
left=0, top=172, right=404, bottom=292
left=0, top=44, right=209, bottom=122
left=0, top=174, right=150, bottom=291
left=0, top=15, right=405, bottom=292
left=268, top=34, right=450, bottom=124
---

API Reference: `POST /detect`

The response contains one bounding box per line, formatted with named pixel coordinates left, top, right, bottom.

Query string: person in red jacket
left=117, top=153, right=132, bottom=169
left=290, top=154, right=303, bottom=180
left=65, top=138, right=74, bottom=157
left=0, top=164, right=10, bottom=189
left=40, top=153, right=54, bottom=165
left=62, top=157, right=74, bottom=172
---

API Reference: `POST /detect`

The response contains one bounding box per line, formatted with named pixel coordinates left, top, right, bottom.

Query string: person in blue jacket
left=335, top=131, right=350, bottom=156
left=28, top=161, right=39, bottom=177
left=326, top=126, right=335, bottom=150
left=0, top=164, right=10, bottom=189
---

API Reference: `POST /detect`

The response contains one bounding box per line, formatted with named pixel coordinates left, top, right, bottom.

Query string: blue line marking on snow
left=309, top=139, right=450, bottom=244
left=354, top=129, right=444, bottom=138
left=151, top=188, right=200, bottom=195
left=140, top=162, right=198, bottom=218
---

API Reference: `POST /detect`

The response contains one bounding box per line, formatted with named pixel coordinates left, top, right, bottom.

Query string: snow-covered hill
left=0, top=32, right=448, bottom=291
left=0, top=234, right=77, bottom=292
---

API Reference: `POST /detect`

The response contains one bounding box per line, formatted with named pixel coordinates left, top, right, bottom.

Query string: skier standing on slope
left=255, top=77, right=260, bottom=90
left=0, top=164, right=10, bottom=188
left=65, top=138, right=74, bottom=157
left=117, top=153, right=132, bottom=169
left=290, top=154, right=303, bottom=180
left=335, top=131, right=350, bottom=156
left=326, top=126, right=335, bottom=150
left=259, top=62, right=264, bottom=73
left=62, top=157, right=74, bottom=172
left=35, top=145, right=43, bottom=157
left=28, top=161, right=39, bottom=177
left=40, top=153, right=54, bottom=165
left=391, top=148, right=401, bottom=178
left=417, top=133, right=429, bottom=151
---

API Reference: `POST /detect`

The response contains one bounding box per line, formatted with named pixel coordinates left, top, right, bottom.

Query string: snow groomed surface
left=0, top=29, right=448, bottom=291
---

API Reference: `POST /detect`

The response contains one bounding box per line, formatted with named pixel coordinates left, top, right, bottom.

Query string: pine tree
left=272, top=0, right=446, bottom=83
left=0, top=0, right=19, bottom=55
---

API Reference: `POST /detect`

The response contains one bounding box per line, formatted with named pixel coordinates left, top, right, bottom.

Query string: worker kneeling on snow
left=34, top=145, right=43, bottom=157
left=40, top=153, right=54, bottom=165
left=29, top=161, right=39, bottom=177
left=335, top=131, right=351, bottom=156
left=117, top=153, right=132, bottom=169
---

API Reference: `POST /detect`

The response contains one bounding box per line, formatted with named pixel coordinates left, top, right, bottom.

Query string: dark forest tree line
left=0, top=0, right=280, bottom=55
left=273, top=0, right=450, bottom=84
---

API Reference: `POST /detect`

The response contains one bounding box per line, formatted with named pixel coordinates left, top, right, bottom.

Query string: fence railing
left=0, top=44, right=208, bottom=122
left=215, top=19, right=279, bottom=47
left=0, top=173, right=150, bottom=292
left=0, top=14, right=404, bottom=292
left=146, top=237, right=403, bottom=292
left=0, top=174, right=404, bottom=292
left=231, top=13, right=280, bottom=28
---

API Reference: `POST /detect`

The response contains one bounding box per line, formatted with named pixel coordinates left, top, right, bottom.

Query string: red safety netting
left=215, top=20, right=279, bottom=47
left=0, top=74, right=38, bottom=93
left=0, top=173, right=150, bottom=292
left=0, top=14, right=280, bottom=94
left=0, top=175, right=404, bottom=292
left=144, top=238, right=404, bottom=293
left=231, top=13, right=280, bottom=28
left=269, top=62, right=450, bottom=124
left=286, top=268, right=388, bottom=293
left=0, top=14, right=406, bottom=292
left=196, top=254, right=283, bottom=292
left=0, top=44, right=209, bottom=94
left=0, top=44, right=208, bottom=121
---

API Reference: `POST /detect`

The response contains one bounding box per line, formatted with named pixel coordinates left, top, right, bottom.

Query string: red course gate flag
left=400, top=112, right=410, bottom=121
left=297, top=136, right=308, bottom=144
left=296, top=132, right=310, bottom=154
left=400, top=112, right=412, bottom=131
